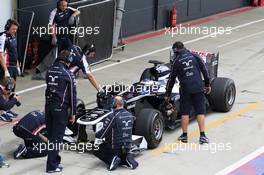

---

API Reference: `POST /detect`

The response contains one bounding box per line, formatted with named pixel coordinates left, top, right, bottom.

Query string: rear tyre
left=209, top=77, right=236, bottom=112
left=134, top=108, right=164, bottom=149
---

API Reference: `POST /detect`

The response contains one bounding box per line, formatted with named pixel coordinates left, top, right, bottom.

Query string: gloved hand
left=97, top=90, right=107, bottom=99
left=94, top=138, right=103, bottom=146
left=95, top=122, right=104, bottom=133
left=68, top=15, right=75, bottom=25
left=161, top=101, right=174, bottom=116
left=4, top=70, right=10, bottom=77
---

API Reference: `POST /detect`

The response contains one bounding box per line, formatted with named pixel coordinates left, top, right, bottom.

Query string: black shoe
left=126, top=155, right=138, bottom=170
left=14, top=144, right=27, bottom=159
left=199, top=135, right=209, bottom=144
left=0, top=161, right=9, bottom=168
left=0, top=155, right=9, bottom=168
left=47, top=167, right=63, bottom=173
left=7, top=111, right=18, bottom=118
left=57, top=164, right=63, bottom=170
left=178, top=134, right=188, bottom=143
left=0, top=113, right=12, bottom=122
left=108, top=156, right=121, bottom=171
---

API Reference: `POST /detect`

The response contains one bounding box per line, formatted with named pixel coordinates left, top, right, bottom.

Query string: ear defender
left=112, top=99, right=117, bottom=109
left=66, top=52, right=73, bottom=63
left=4, top=19, right=12, bottom=31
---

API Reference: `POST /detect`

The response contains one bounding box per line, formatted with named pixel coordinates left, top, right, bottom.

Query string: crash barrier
left=17, top=0, right=115, bottom=75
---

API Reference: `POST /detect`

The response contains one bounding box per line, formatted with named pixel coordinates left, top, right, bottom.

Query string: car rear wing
left=191, top=51, right=219, bottom=80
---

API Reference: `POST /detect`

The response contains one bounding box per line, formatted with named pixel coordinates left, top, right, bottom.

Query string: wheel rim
left=226, top=85, right=235, bottom=106
left=153, top=113, right=163, bottom=140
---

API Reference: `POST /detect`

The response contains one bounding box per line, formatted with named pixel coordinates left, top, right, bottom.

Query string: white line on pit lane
left=215, top=145, right=264, bottom=175
left=217, top=30, right=264, bottom=48
left=16, top=18, right=264, bottom=95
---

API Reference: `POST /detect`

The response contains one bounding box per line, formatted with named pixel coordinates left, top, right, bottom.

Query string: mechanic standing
left=67, top=44, right=102, bottom=141
left=69, top=44, right=101, bottom=91
left=49, top=0, right=80, bottom=52
left=0, top=19, right=21, bottom=89
left=164, top=41, right=211, bottom=144
left=13, top=110, right=48, bottom=159
left=45, top=50, right=76, bottom=173
left=93, top=96, right=138, bottom=171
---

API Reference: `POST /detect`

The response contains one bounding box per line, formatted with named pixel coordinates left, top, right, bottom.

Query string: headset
left=112, top=99, right=117, bottom=109
left=83, top=44, right=96, bottom=56
left=65, top=52, right=74, bottom=63
left=58, top=50, right=74, bottom=63
left=4, top=19, right=19, bottom=31
left=57, top=0, right=68, bottom=9
left=172, top=41, right=184, bottom=53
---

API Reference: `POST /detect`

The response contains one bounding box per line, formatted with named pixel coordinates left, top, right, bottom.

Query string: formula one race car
left=71, top=51, right=236, bottom=149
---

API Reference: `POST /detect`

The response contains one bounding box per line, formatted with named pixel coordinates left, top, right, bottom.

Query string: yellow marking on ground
left=151, top=102, right=261, bottom=157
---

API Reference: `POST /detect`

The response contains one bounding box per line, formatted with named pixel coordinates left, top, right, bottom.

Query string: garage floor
left=1, top=6, right=264, bottom=175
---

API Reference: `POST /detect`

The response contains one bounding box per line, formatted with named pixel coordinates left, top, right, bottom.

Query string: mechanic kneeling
left=93, top=96, right=138, bottom=171
left=13, top=110, right=48, bottom=159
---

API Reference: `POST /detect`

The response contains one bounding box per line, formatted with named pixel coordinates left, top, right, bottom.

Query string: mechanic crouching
left=0, top=77, right=20, bottom=122
left=93, top=96, right=138, bottom=171
left=13, top=110, right=48, bottom=159
left=45, top=50, right=76, bottom=173
left=165, top=41, right=211, bottom=144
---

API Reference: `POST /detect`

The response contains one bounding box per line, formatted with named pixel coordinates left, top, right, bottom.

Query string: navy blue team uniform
left=94, top=108, right=138, bottom=170
left=166, top=48, right=210, bottom=116
left=49, top=7, right=74, bottom=52
left=0, top=32, right=19, bottom=81
left=13, top=110, right=47, bottom=159
left=67, top=45, right=91, bottom=140
left=45, top=61, right=77, bottom=171
left=69, top=45, right=91, bottom=75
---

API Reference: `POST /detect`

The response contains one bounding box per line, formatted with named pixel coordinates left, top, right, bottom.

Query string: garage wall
left=0, top=0, right=15, bottom=31
left=123, top=0, right=251, bottom=37
left=122, top=0, right=156, bottom=37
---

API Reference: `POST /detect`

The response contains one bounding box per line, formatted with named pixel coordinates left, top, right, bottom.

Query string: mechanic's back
left=14, top=110, right=45, bottom=134
left=95, top=98, right=134, bottom=149
left=166, top=44, right=210, bottom=95
left=94, top=96, right=138, bottom=171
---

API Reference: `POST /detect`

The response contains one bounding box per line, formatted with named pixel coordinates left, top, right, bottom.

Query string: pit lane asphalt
left=1, top=7, right=264, bottom=175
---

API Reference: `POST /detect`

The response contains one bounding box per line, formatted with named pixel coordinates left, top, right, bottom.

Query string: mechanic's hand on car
left=204, top=86, right=212, bottom=94
left=14, top=95, right=21, bottom=102
left=94, top=138, right=103, bottom=146
left=69, top=115, right=75, bottom=124
left=97, top=90, right=107, bottom=99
